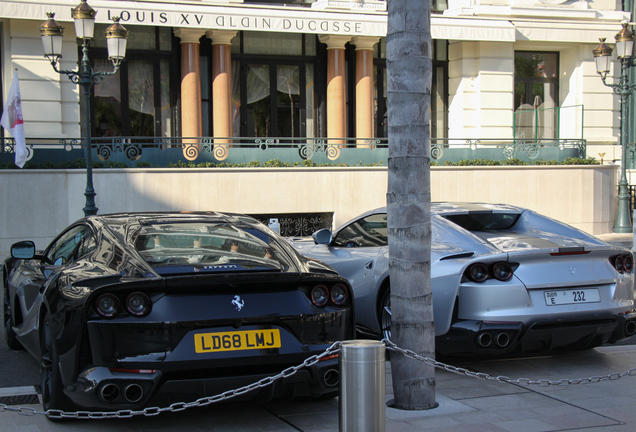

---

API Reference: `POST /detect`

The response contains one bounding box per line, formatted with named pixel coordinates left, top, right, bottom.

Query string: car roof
left=89, top=211, right=262, bottom=226
left=342, top=202, right=525, bottom=221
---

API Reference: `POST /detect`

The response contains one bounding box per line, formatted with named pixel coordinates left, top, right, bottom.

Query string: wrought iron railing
left=627, top=143, right=636, bottom=170
left=248, top=212, right=333, bottom=237
left=626, top=185, right=636, bottom=216
left=1, top=136, right=587, bottom=167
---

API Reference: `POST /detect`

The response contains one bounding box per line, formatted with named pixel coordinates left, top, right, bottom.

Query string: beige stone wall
left=448, top=41, right=516, bottom=140
left=2, top=19, right=80, bottom=138
left=431, top=165, right=618, bottom=235
left=0, top=165, right=618, bottom=254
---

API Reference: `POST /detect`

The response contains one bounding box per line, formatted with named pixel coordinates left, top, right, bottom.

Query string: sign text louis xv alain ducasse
left=104, top=8, right=383, bottom=35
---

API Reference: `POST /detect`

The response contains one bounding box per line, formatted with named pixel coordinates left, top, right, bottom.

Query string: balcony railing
left=1, top=137, right=587, bottom=168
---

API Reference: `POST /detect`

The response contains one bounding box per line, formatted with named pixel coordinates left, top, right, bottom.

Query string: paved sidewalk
left=2, top=344, right=636, bottom=431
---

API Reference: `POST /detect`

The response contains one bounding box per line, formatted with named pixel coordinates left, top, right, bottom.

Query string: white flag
left=1, top=70, right=27, bottom=168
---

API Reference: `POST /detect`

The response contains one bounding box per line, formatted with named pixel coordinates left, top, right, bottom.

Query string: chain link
left=382, top=338, right=636, bottom=386
left=0, top=342, right=341, bottom=420
left=3, top=339, right=636, bottom=419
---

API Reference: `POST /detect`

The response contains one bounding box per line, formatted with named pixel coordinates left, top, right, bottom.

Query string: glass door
left=237, top=60, right=308, bottom=139
left=276, top=65, right=301, bottom=138
left=514, top=52, right=559, bottom=140
left=90, top=25, right=177, bottom=138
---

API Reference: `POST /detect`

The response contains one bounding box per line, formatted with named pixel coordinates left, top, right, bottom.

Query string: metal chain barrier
left=382, top=338, right=636, bottom=386
left=3, top=338, right=636, bottom=419
left=0, top=342, right=341, bottom=419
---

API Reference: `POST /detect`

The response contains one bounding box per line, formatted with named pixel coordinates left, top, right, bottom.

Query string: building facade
left=1, top=0, right=630, bottom=164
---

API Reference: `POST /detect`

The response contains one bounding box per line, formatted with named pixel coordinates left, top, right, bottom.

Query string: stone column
left=174, top=28, right=205, bottom=160
left=206, top=30, right=237, bottom=160
left=319, top=35, right=351, bottom=148
left=352, top=36, right=379, bottom=147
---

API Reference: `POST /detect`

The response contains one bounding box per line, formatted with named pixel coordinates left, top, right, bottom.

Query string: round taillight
left=126, top=292, right=152, bottom=316
left=624, top=254, right=633, bottom=273
left=95, top=294, right=121, bottom=317
left=615, top=255, right=625, bottom=273
left=330, top=284, right=348, bottom=305
left=467, top=263, right=489, bottom=282
left=491, top=262, right=513, bottom=282
left=311, top=285, right=329, bottom=307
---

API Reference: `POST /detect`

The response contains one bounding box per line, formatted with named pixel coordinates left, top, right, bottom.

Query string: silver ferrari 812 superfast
left=288, top=202, right=636, bottom=356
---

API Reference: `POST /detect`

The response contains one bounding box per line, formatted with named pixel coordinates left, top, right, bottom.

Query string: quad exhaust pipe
left=626, top=320, right=636, bottom=336
left=100, top=383, right=120, bottom=402
left=477, top=332, right=492, bottom=347
left=496, top=332, right=510, bottom=348
left=100, top=383, right=144, bottom=403
left=324, top=369, right=339, bottom=387
left=124, top=384, right=144, bottom=403
left=477, top=332, right=511, bottom=348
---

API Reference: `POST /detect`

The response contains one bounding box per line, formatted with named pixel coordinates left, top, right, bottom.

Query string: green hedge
left=0, top=158, right=385, bottom=169
left=1, top=156, right=599, bottom=169
left=431, top=157, right=600, bottom=167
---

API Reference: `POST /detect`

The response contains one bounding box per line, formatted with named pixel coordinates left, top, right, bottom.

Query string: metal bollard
left=339, top=340, right=386, bottom=432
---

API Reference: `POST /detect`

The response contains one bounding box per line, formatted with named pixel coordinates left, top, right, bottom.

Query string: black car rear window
left=442, top=213, right=520, bottom=231
left=133, top=222, right=292, bottom=273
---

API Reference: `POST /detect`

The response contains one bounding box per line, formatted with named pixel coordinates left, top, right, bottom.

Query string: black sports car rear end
left=4, top=212, right=354, bottom=414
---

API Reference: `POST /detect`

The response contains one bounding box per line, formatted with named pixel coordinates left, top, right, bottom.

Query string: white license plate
left=544, top=289, right=600, bottom=306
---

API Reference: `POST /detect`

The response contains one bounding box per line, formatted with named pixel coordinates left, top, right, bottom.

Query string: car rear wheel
left=4, top=290, right=23, bottom=351
left=41, top=313, right=75, bottom=418
left=380, top=289, right=391, bottom=340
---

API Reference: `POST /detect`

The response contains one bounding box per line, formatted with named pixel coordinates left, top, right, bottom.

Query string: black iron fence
left=627, top=185, right=636, bottom=216
left=1, top=137, right=587, bottom=168
left=248, top=212, right=333, bottom=237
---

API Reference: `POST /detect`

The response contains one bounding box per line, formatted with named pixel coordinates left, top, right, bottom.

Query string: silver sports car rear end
left=289, top=202, right=636, bottom=356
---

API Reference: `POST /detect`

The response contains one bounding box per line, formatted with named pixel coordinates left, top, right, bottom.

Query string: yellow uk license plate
left=194, top=329, right=281, bottom=353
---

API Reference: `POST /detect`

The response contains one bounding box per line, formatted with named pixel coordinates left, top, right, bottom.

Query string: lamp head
left=615, top=21, right=634, bottom=59
left=105, top=17, right=129, bottom=66
left=39, top=12, right=64, bottom=63
left=71, top=0, right=97, bottom=39
left=593, top=38, right=613, bottom=76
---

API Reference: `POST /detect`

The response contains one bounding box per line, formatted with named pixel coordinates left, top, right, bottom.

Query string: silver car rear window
left=442, top=213, right=520, bottom=232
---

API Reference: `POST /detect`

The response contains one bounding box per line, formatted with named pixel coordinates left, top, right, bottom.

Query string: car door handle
left=365, top=261, right=373, bottom=270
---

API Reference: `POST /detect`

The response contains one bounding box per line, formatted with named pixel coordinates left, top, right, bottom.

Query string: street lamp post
left=593, top=22, right=636, bottom=233
left=39, top=0, right=128, bottom=217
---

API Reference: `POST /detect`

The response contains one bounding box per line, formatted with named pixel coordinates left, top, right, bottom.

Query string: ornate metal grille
left=248, top=212, right=333, bottom=237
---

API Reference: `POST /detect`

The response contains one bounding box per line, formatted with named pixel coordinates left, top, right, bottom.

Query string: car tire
left=41, top=313, right=75, bottom=419
left=380, top=289, right=391, bottom=340
left=4, top=290, right=23, bottom=351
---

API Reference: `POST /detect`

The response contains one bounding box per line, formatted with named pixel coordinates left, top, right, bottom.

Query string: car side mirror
left=11, top=241, right=36, bottom=260
left=312, top=228, right=333, bottom=245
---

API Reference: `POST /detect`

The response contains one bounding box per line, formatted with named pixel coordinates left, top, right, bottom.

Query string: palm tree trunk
left=386, top=0, right=436, bottom=410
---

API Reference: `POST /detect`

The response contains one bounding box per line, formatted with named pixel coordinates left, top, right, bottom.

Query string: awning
left=0, top=0, right=627, bottom=43
left=0, top=0, right=389, bottom=37
left=432, top=17, right=516, bottom=42
left=513, top=21, right=626, bottom=44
